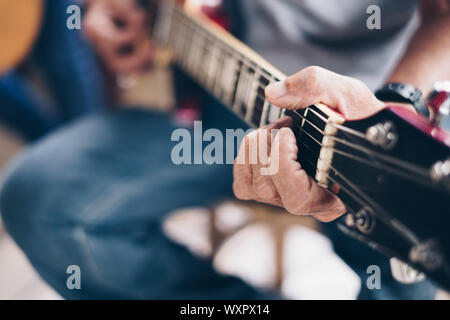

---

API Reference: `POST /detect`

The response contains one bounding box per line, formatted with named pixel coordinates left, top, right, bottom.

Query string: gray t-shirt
left=241, top=0, right=419, bottom=90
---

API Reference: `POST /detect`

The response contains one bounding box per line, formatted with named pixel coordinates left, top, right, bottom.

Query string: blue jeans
left=0, top=0, right=106, bottom=140
left=0, top=105, right=438, bottom=299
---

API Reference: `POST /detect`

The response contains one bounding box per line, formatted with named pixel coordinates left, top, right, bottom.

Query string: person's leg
left=322, top=222, right=438, bottom=300
left=0, top=0, right=107, bottom=141
left=0, top=107, right=273, bottom=299
left=31, top=0, right=108, bottom=121
left=0, top=72, right=57, bottom=140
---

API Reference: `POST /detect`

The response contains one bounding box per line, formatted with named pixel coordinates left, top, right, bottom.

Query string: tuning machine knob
left=430, top=158, right=450, bottom=192
left=409, top=240, right=444, bottom=271
left=344, top=207, right=376, bottom=234
left=390, top=257, right=425, bottom=284
left=427, top=81, right=450, bottom=129
left=366, top=121, right=397, bottom=150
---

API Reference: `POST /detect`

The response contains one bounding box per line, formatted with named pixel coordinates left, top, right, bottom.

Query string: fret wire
left=259, top=100, right=270, bottom=127
left=171, top=6, right=282, bottom=122
left=259, top=72, right=271, bottom=127
left=176, top=11, right=220, bottom=91
left=173, top=9, right=196, bottom=67
left=243, top=69, right=255, bottom=117
left=184, top=17, right=199, bottom=72
left=213, top=47, right=225, bottom=98
left=222, top=57, right=239, bottom=106
left=188, top=27, right=204, bottom=76
left=267, top=104, right=282, bottom=123
left=232, top=62, right=249, bottom=113
left=167, top=10, right=177, bottom=49
left=193, top=25, right=211, bottom=80
left=200, top=44, right=213, bottom=85
left=171, top=14, right=184, bottom=60
left=178, top=17, right=191, bottom=68
left=206, top=45, right=220, bottom=91
left=293, top=110, right=326, bottom=135
left=294, top=123, right=323, bottom=148
left=199, top=34, right=217, bottom=85
left=245, top=69, right=259, bottom=124
left=172, top=7, right=273, bottom=84
left=223, top=60, right=239, bottom=104
left=228, top=52, right=244, bottom=105
left=171, top=7, right=276, bottom=113
left=301, top=108, right=308, bottom=129
left=233, top=57, right=252, bottom=113
left=185, top=22, right=198, bottom=73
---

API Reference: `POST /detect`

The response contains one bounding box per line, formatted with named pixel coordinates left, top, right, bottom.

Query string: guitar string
left=301, top=153, right=420, bottom=245
left=291, top=111, right=432, bottom=181
left=314, top=160, right=420, bottom=245
left=173, top=16, right=361, bottom=144
left=171, top=7, right=432, bottom=182
left=172, top=11, right=391, bottom=146
left=171, top=3, right=427, bottom=253
left=294, top=122, right=432, bottom=188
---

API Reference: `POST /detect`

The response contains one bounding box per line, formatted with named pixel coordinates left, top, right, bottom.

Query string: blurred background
left=3, top=0, right=448, bottom=301
left=0, top=0, right=361, bottom=300
left=0, top=121, right=360, bottom=299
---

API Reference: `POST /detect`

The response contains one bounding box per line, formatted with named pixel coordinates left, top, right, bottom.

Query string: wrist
left=375, top=82, right=429, bottom=117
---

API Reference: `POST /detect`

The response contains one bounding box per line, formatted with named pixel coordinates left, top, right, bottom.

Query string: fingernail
left=265, top=81, right=287, bottom=99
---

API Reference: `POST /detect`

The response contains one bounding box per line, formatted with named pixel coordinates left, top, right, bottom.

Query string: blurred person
left=1, top=0, right=449, bottom=300
left=0, top=0, right=108, bottom=141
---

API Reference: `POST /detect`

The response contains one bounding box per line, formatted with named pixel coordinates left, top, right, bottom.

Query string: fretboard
left=151, top=2, right=344, bottom=188
left=154, top=3, right=287, bottom=128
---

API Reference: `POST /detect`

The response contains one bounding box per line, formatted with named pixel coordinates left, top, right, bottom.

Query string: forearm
left=388, top=0, right=450, bottom=96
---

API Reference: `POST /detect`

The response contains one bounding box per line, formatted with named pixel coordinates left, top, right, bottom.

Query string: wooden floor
left=0, top=221, right=61, bottom=300
left=0, top=124, right=361, bottom=300
left=0, top=125, right=61, bottom=299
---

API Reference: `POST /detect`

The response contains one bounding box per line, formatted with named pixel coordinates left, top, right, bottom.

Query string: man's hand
left=233, top=66, right=385, bottom=222
left=84, top=0, right=153, bottom=73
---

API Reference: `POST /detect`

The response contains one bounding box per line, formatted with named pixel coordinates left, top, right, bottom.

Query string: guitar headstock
left=327, top=106, right=450, bottom=290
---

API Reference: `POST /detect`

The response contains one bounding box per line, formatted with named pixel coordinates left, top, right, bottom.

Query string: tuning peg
left=427, top=81, right=450, bottom=128
left=431, top=158, right=450, bottom=192
left=390, top=257, right=425, bottom=284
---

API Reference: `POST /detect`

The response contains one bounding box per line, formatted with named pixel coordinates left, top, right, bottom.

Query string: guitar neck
left=152, top=1, right=344, bottom=189
left=154, top=3, right=286, bottom=127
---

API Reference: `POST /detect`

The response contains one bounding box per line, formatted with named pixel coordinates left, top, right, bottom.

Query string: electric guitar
left=145, top=0, right=450, bottom=289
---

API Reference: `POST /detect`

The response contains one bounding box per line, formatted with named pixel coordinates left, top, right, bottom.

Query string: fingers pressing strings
left=233, top=117, right=291, bottom=205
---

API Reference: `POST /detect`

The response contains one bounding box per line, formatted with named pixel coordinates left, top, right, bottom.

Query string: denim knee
left=1, top=149, right=45, bottom=240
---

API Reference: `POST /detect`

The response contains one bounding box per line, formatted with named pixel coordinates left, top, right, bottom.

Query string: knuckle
left=233, top=182, right=252, bottom=200
left=283, top=198, right=303, bottom=215
left=285, top=199, right=312, bottom=215
left=303, top=66, right=322, bottom=81
left=247, top=130, right=259, bottom=141
left=253, top=178, right=278, bottom=201
left=284, top=77, right=296, bottom=92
